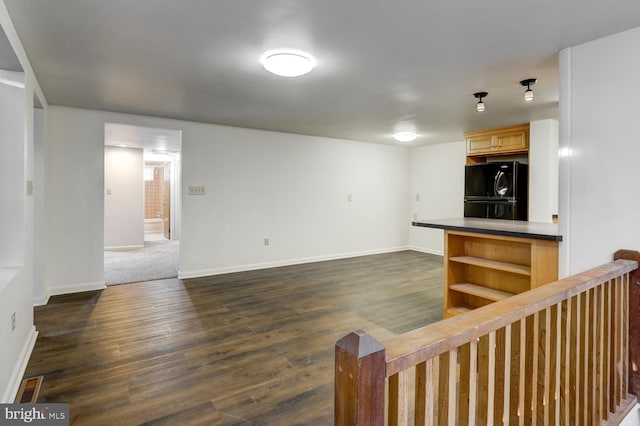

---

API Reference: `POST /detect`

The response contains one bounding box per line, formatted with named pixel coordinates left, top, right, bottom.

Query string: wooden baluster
left=583, top=290, right=591, bottom=421
left=617, top=274, right=625, bottom=404
left=509, top=320, right=521, bottom=425
left=458, top=343, right=470, bottom=425
left=543, top=307, right=551, bottom=425
left=469, top=339, right=478, bottom=426
left=487, top=331, right=496, bottom=425
left=438, top=352, right=449, bottom=426
left=604, top=279, right=612, bottom=419
left=554, top=302, right=561, bottom=425
left=582, top=291, right=593, bottom=423
left=531, top=312, right=539, bottom=425
left=575, top=292, right=582, bottom=423
left=519, top=318, right=527, bottom=426
left=614, top=276, right=622, bottom=408
left=335, top=331, right=386, bottom=426
left=477, top=334, right=489, bottom=425
left=447, top=349, right=457, bottom=426
left=591, top=288, right=599, bottom=425
left=562, top=298, right=572, bottom=426
left=493, top=328, right=506, bottom=424
left=597, top=284, right=605, bottom=423
left=415, top=359, right=434, bottom=426
left=503, top=325, right=511, bottom=426
left=623, top=272, right=629, bottom=397
left=389, top=370, right=409, bottom=426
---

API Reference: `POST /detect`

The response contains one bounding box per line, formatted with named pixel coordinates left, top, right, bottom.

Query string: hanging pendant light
left=520, top=78, right=537, bottom=102
left=473, top=92, right=488, bottom=112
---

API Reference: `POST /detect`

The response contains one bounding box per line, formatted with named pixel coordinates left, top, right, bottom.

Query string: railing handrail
left=383, top=259, right=637, bottom=377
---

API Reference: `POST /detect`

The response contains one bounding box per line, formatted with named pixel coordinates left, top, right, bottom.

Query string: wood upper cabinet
left=465, top=123, right=529, bottom=157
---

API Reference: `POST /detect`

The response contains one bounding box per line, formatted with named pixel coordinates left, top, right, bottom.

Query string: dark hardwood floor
left=25, top=250, right=444, bottom=425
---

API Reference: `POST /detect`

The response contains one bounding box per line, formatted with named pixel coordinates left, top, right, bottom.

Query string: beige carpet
left=104, top=240, right=179, bottom=285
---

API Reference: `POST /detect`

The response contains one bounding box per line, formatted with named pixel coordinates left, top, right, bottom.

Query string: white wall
left=408, top=141, right=466, bottom=254
left=45, top=107, right=106, bottom=294
left=559, top=26, right=640, bottom=276
left=0, top=0, right=46, bottom=400
left=0, top=78, right=24, bottom=266
left=33, top=108, right=46, bottom=305
left=0, top=77, right=32, bottom=404
left=44, top=106, right=410, bottom=289
left=104, top=146, right=144, bottom=249
left=529, top=119, right=559, bottom=223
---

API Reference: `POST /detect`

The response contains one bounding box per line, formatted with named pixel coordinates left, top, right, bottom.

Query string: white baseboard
left=104, top=244, right=144, bottom=251
left=33, top=291, right=50, bottom=306
left=48, top=280, right=106, bottom=296
left=1, top=326, right=37, bottom=403
left=179, top=246, right=411, bottom=279
left=409, top=246, right=444, bottom=256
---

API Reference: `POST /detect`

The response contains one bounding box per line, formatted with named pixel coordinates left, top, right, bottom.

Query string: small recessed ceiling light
left=261, top=49, right=316, bottom=77
left=393, top=132, right=418, bottom=142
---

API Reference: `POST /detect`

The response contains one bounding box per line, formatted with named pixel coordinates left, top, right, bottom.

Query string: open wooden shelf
left=449, top=256, right=531, bottom=276
left=449, top=282, right=515, bottom=302
left=443, top=230, right=559, bottom=318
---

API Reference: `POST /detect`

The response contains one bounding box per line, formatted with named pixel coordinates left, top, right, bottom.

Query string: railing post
left=335, top=330, right=386, bottom=426
left=613, top=249, right=640, bottom=398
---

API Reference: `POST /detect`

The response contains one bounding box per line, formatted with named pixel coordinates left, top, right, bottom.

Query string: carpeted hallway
left=104, top=239, right=179, bottom=285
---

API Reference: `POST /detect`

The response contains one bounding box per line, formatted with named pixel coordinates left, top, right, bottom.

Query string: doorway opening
left=103, top=123, right=182, bottom=285
left=144, top=160, right=172, bottom=241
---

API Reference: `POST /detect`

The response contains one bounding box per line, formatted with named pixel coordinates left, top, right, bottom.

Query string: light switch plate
left=189, top=185, right=206, bottom=195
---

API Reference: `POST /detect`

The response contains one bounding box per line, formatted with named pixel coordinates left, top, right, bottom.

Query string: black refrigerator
left=463, top=161, right=528, bottom=221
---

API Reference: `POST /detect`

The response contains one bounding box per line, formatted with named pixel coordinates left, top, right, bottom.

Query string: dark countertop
left=412, top=218, right=563, bottom=242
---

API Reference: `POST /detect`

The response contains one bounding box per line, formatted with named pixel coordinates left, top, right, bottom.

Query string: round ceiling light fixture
left=393, top=132, right=418, bottom=143
left=261, top=49, right=316, bottom=77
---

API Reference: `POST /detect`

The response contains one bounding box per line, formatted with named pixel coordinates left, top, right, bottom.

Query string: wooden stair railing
left=335, top=259, right=639, bottom=425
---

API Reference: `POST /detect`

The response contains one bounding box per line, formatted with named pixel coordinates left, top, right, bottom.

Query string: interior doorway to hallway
left=103, top=123, right=182, bottom=285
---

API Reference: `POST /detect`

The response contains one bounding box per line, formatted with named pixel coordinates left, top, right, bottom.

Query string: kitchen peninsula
left=413, top=218, right=562, bottom=317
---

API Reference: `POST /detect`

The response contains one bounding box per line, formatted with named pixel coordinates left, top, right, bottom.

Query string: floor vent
left=14, top=376, right=43, bottom=403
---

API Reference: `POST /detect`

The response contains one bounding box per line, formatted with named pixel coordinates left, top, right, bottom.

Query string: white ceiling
left=4, top=1, right=640, bottom=146
left=104, top=123, right=182, bottom=152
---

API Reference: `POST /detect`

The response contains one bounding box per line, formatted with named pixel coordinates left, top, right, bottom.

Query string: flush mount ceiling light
left=473, top=92, right=488, bottom=112
left=261, top=49, right=316, bottom=77
left=393, top=132, right=418, bottom=142
left=520, top=78, right=537, bottom=102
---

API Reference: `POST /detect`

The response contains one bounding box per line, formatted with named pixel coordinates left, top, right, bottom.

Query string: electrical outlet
left=11, top=311, right=15, bottom=332
left=413, top=214, right=418, bottom=220
left=347, top=194, right=352, bottom=202
left=264, top=238, right=270, bottom=246
left=416, top=194, right=420, bottom=202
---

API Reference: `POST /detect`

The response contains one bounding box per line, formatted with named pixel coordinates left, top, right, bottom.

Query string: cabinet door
left=495, top=130, right=528, bottom=153
left=467, top=135, right=494, bottom=155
